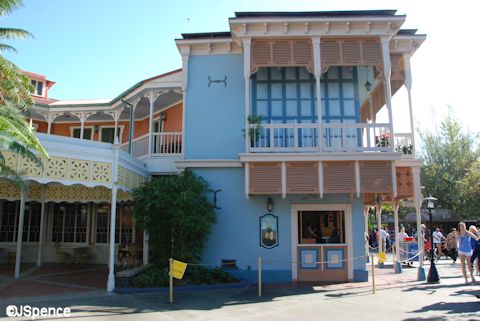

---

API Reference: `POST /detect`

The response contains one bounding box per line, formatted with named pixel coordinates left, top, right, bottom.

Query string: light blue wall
left=185, top=54, right=245, bottom=159
left=193, top=167, right=367, bottom=282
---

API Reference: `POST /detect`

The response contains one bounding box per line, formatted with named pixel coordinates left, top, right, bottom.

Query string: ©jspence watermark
left=6, top=305, right=71, bottom=319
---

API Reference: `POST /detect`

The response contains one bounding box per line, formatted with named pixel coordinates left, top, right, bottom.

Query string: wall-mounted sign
left=260, top=213, right=278, bottom=249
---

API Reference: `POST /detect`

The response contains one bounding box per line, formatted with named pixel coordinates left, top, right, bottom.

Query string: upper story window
left=30, top=79, right=44, bottom=96
left=252, top=66, right=360, bottom=124
left=321, top=67, right=360, bottom=124
left=252, top=67, right=316, bottom=124
left=72, top=127, right=93, bottom=140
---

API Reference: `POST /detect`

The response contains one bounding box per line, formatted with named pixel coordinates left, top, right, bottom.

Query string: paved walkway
left=0, top=259, right=478, bottom=320
left=0, top=264, right=107, bottom=301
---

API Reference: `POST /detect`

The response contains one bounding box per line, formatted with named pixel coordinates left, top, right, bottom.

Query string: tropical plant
left=0, top=0, right=48, bottom=191
left=242, top=114, right=263, bottom=147
left=132, top=170, right=217, bottom=267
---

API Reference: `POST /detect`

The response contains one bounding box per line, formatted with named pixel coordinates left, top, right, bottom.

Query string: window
left=72, top=127, right=93, bottom=140
left=95, top=204, right=133, bottom=244
left=252, top=67, right=316, bottom=124
left=298, top=211, right=345, bottom=244
left=321, top=67, right=360, bottom=123
left=30, top=80, right=44, bottom=96
left=51, top=203, right=87, bottom=243
left=0, top=201, right=41, bottom=242
left=100, top=127, right=121, bottom=144
left=0, top=201, right=18, bottom=242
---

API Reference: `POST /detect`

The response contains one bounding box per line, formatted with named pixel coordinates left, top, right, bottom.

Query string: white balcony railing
left=249, top=122, right=397, bottom=153
left=393, top=132, right=414, bottom=157
left=121, top=132, right=182, bottom=158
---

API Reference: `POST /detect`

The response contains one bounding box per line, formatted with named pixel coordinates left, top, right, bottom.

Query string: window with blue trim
left=252, top=67, right=316, bottom=124
left=251, top=66, right=361, bottom=149
left=320, top=66, right=360, bottom=124
left=252, top=66, right=360, bottom=124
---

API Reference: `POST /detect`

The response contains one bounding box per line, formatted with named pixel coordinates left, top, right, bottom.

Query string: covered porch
left=0, top=133, right=149, bottom=291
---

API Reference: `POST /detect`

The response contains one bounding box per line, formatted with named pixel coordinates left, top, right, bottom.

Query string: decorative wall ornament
left=45, top=157, right=68, bottom=179
left=208, top=75, right=227, bottom=87
left=19, top=156, right=42, bottom=177
left=70, top=160, right=90, bottom=181
left=209, top=189, right=222, bottom=210
left=92, top=162, right=112, bottom=183
left=3, top=151, right=18, bottom=169
left=0, top=182, right=43, bottom=201
left=46, top=185, right=112, bottom=203
left=260, top=213, right=279, bottom=249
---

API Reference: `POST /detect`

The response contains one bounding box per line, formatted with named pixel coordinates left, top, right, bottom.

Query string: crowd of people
left=368, top=222, right=480, bottom=285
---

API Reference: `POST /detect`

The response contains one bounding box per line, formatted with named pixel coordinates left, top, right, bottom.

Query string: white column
left=403, top=54, right=416, bottom=155
left=312, top=37, right=324, bottom=151
left=143, top=231, right=149, bottom=265
left=381, top=37, right=395, bottom=152
left=107, top=185, right=118, bottom=292
left=412, top=167, right=424, bottom=266
left=14, top=189, right=27, bottom=278
left=148, top=92, right=155, bottom=155
left=36, top=186, right=46, bottom=266
left=364, top=207, right=369, bottom=257
left=80, top=118, right=85, bottom=139
left=376, top=204, right=383, bottom=254
left=47, top=121, right=52, bottom=135
left=242, top=38, right=252, bottom=152
left=106, top=109, right=122, bottom=143
left=393, top=201, right=400, bottom=262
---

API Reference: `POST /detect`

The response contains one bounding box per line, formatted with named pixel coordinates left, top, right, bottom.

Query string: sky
left=2, top=0, right=480, bottom=134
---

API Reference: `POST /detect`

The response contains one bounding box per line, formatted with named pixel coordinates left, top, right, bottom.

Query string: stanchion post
left=371, top=253, right=375, bottom=294
left=392, top=244, right=395, bottom=264
left=258, top=256, right=262, bottom=297
left=169, top=258, right=173, bottom=303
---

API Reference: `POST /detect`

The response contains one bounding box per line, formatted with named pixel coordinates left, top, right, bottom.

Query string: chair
left=73, top=244, right=94, bottom=266
left=55, top=242, right=73, bottom=265
left=126, top=244, right=139, bottom=267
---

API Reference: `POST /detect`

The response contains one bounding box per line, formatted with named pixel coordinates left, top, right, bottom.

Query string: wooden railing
left=121, top=132, right=182, bottom=158
left=249, top=122, right=396, bottom=153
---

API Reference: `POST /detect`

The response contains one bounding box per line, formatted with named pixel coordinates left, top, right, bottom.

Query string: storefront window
left=0, top=201, right=41, bottom=242
left=298, top=211, right=345, bottom=244
left=51, top=203, right=87, bottom=243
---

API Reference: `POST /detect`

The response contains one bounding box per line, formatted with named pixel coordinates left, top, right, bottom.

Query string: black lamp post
left=425, top=195, right=440, bottom=283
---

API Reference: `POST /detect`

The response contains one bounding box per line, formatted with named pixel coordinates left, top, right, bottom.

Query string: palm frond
left=0, top=0, right=23, bottom=17
left=0, top=27, right=33, bottom=40
left=0, top=43, right=16, bottom=52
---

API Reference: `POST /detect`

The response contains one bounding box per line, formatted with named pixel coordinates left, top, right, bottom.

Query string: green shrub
left=132, top=267, right=169, bottom=288
left=186, top=266, right=237, bottom=285
left=132, top=170, right=217, bottom=267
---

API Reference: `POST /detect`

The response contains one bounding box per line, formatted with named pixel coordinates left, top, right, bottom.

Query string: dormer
left=21, top=70, right=56, bottom=98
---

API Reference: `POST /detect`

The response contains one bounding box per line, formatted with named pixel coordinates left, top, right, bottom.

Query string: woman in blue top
left=458, top=222, right=477, bottom=285
left=469, top=225, right=480, bottom=276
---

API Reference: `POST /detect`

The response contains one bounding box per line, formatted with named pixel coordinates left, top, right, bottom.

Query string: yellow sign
left=171, top=260, right=188, bottom=280
left=377, top=252, right=386, bottom=263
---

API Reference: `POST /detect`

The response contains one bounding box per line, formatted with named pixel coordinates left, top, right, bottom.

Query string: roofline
left=233, top=10, right=399, bottom=18
left=37, top=68, right=182, bottom=108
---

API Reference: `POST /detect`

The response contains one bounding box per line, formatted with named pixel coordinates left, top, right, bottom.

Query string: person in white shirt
left=433, top=227, right=446, bottom=259
left=380, top=227, right=390, bottom=253
left=398, top=226, right=409, bottom=242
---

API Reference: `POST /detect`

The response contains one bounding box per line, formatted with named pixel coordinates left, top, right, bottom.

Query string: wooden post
left=371, top=253, right=376, bottom=294
left=169, top=258, right=173, bottom=303
left=258, top=256, right=262, bottom=297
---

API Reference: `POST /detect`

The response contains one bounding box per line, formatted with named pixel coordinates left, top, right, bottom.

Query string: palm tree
left=0, top=0, right=33, bottom=52
left=0, top=0, right=47, bottom=191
